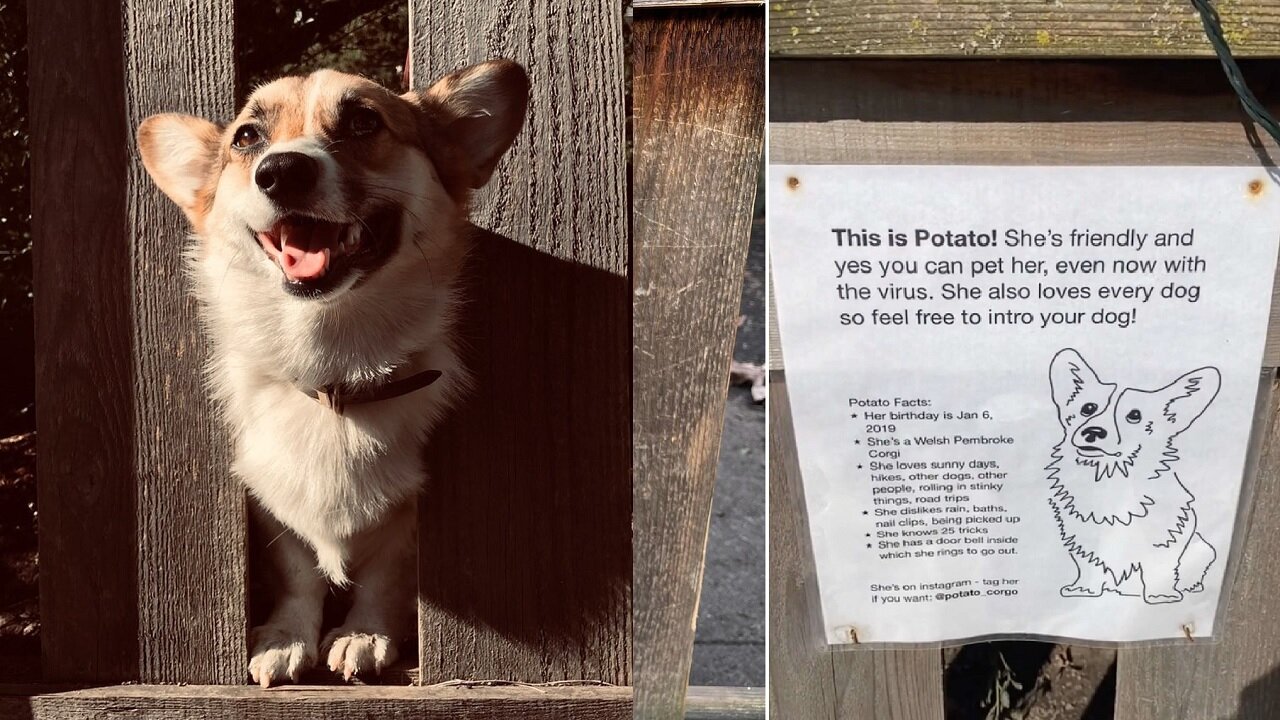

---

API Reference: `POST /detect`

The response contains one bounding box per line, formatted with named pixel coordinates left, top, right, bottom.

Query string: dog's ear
left=1156, top=367, right=1221, bottom=433
left=405, top=59, right=529, bottom=192
left=137, top=114, right=223, bottom=223
left=1049, top=348, right=1105, bottom=422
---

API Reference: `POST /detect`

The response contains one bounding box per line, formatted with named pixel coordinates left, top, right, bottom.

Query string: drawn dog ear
left=405, top=59, right=529, bottom=193
left=1049, top=348, right=1106, bottom=422
left=137, top=113, right=223, bottom=224
left=1156, top=367, right=1221, bottom=433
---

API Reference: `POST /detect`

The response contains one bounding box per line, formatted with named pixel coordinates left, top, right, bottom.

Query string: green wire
left=1191, top=0, right=1280, bottom=145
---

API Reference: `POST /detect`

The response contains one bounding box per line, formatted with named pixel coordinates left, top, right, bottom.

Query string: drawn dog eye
left=232, top=125, right=263, bottom=150
left=345, top=106, right=383, bottom=136
left=1126, top=409, right=1142, bottom=424
left=1080, top=402, right=1099, bottom=417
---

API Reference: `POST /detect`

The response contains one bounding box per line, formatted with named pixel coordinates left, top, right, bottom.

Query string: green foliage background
left=0, top=0, right=405, bottom=436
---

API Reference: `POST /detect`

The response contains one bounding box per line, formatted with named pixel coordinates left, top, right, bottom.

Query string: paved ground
left=689, top=196, right=766, bottom=688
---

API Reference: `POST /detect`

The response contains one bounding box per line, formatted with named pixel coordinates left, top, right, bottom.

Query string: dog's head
left=1049, top=348, right=1220, bottom=473
left=137, top=60, right=528, bottom=300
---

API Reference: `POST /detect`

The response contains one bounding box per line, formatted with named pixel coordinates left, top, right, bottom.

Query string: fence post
left=632, top=7, right=764, bottom=718
left=408, top=1, right=632, bottom=684
left=29, top=0, right=244, bottom=684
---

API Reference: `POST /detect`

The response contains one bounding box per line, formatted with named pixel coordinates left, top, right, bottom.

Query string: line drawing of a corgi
left=1046, top=348, right=1220, bottom=605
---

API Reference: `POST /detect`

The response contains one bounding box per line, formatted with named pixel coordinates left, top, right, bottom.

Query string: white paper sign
left=770, top=166, right=1280, bottom=644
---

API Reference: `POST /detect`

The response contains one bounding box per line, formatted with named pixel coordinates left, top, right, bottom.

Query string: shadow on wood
left=418, top=227, right=630, bottom=683
left=771, top=60, right=1280, bottom=124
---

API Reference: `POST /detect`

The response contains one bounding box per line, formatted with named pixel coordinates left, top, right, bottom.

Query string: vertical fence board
left=769, top=375, right=838, bottom=720
left=31, top=0, right=243, bottom=684
left=833, top=651, right=946, bottom=720
left=770, top=375, right=944, bottom=720
left=633, top=7, right=764, bottom=719
left=29, top=0, right=139, bottom=683
left=408, top=1, right=631, bottom=684
left=1116, top=373, right=1279, bottom=720
left=124, top=0, right=244, bottom=685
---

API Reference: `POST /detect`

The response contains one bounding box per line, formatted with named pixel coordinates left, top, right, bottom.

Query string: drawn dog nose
left=255, top=152, right=319, bottom=205
left=1080, top=426, right=1108, bottom=443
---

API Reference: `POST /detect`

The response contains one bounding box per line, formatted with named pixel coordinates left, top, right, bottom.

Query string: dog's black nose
left=255, top=152, right=319, bottom=205
left=1080, top=426, right=1108, bottom=443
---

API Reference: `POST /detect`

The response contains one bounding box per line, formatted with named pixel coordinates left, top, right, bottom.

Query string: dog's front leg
left=322, top=501, right=415, bottom=681
left=248, top=516, right=326, bottom=687
left=1060, top=553, right=1107, bottom=597
left=1138, top=555, right=1184, bottom=604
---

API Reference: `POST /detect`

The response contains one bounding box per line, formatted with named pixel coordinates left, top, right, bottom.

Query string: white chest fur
left=190, top=234, right=463, bottom=583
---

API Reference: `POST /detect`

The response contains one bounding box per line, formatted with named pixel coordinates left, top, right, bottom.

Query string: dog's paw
left=248, top=624, right=318, bottom=688
left=1060, top=584, right=1103, bottom=597
left=1184, top=581, right=1205, bottom=593
left=322, top=628, right=398, bottom=681
left=1143, top=590, right=1184, bottom=604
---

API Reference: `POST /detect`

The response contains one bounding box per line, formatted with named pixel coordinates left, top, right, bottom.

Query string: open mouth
left=1076, top=445, right=1119, bottom=458
left=254, top=208, right=399, bottom=298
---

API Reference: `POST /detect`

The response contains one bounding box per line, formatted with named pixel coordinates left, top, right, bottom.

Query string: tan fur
left=137, top=60, right=529, bottom=686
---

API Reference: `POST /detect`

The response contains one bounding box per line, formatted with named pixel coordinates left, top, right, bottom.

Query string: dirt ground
left=945, top=642, right=1116, bottom=719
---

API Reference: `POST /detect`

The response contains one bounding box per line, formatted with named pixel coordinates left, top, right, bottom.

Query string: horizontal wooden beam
left=684, top=686, right=765, bottom=719
left=635, top=1, right=762, bottom=7
left=771, top=0, right=1280, bottom=58
left=0, top=685, right=762, bottom=719
left=0, top=685, right=631, bottom=720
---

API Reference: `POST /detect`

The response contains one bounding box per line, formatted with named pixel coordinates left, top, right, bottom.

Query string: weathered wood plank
left=635, top=1, right=762, bottom=7
left=28, top=0, right=138, bottom=684
left=408, top=2, right=631, bottom=684
left=124, top=0, right=245, bottom=685
left=683, top=686, right=765, bottom=720
left=1115, top=372, right=1279, bottom=720
left=632, top=8, right=764, bottom=719
left=832, top=650, right=946, bottom=720
left=766, top=258, right=783, bottom=371
left=0, top=685, right=631, bottom=720
left=29, top=0, right=243, bottom=683
left=770, top=59, right=1280, bottom=125
left=771, top=0, right=1280, bottom=58
left=769, top=59, right=1280, bottom=368
left=768, top=375, right=837, bottom=720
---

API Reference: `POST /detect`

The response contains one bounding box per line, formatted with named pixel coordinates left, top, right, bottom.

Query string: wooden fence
left=10, top=1, right=763, bottom=718
left=768, top=2, right=1280, bottom=718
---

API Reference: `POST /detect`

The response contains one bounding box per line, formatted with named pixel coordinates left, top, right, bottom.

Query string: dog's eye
left=232, top=125, right=263, bottom=150
left=346, top=107, right=383, bottom=136
left=1126, top=409, right=1142, bottom=424
left=1081, top=402, right=1099, bottom=417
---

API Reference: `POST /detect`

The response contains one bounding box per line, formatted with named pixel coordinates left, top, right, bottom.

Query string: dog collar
left=301, top=369, right=443, bottom=415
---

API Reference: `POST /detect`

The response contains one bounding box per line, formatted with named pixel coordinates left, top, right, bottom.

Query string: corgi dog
left=1046, top=348, right=1220, bottom=605
left=137, top=61, right=529, bottom=685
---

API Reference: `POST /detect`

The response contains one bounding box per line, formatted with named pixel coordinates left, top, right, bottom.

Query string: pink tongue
left=277, top=222, right=340, bottom=281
